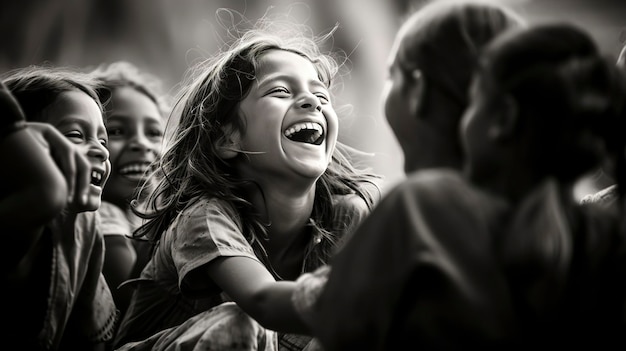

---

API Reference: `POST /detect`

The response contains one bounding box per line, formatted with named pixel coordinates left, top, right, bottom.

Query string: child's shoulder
left=97, top=201, right=133, bottom=236
left=328, top=193, right=376, bottom=239
left=173, top=196, right=241, bottom=226
left=382, top=169, right=501, bottom=217
left=98, top=201, right=127, bottom=219
left=331, top=192, right=368, bottom=208
left=184, top=196, right=237, bottom=213
left=399, top=169, right=471, bottom=200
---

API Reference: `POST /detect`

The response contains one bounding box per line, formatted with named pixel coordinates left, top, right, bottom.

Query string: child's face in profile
left=42, top=90, right=111, bottom=211
left=235, top=49, right=338, bottom=184
left=459, top=72, right=503, bottom=183
left=381, top=33, right=424, bottom=170
left=382, top=39, right=417, bottom=145
left=103, top=86, right=163, bottom=206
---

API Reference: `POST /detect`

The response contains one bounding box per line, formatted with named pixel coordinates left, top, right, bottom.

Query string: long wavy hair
left=132, top=9, right=381, bottom=269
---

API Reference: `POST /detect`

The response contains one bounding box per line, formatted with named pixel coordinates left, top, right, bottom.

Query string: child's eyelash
left=65, top=130, right=83, bottom=138
left=270, top=87, right=289, bottom=94
left=268, top=87, right=330, bottom=103
left=316, top=94, right=330, bottom=102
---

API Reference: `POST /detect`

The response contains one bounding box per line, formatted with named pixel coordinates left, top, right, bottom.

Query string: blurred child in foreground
left=308, top=22, right=626, bottom=350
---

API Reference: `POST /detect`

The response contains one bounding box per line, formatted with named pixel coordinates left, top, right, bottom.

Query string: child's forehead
left=110, top=85, right=155, bottom=103
left=106, top=86, right=163, bottom=121
left=256, top=49, right=320, bottom=78
left=43, top=90, right=105, bottom=127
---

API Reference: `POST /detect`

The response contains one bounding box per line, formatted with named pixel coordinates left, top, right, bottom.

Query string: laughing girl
left=114, top=10, right=380, bottom=351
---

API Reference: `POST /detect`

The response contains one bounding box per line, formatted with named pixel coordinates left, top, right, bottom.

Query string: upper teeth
left=91, top=171, right=102, bottom=182
left=284, top=122, right=323, bottom=138
left=119, top=163, right=151, bottom=175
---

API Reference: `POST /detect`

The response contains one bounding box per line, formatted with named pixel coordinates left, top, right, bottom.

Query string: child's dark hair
left=398, top=0, right=524, bottom=113
left=132, top=9, right=381, bottom=268
left=396, top=0, right=524, bottom=163
left=479, top=23, right=626, bottom=197
left=2, top=65, right=103, bottom=121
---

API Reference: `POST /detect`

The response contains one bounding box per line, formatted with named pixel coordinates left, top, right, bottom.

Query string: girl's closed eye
left=65, top=130, right=85, bottom=143
left=268, top=87, right=290, bottom=96
left=63, top=129, right=108, bottom=148
left=315, top=92, right=330, bottom=104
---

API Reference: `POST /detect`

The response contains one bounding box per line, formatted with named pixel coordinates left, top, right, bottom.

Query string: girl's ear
left=216, top=126, right=242, bottom=160
left=488, top=95, right=518, bottom=141
left=408, top=70, right=427, bottom=119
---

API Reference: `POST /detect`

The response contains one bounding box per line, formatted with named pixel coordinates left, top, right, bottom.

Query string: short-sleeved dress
left=4, top=211, right=118, bottom=350
left=114, top=193, right=370, bottom=350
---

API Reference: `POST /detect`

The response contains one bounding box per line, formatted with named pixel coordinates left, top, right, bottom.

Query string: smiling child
left=113, top=9, right=380, bottom=351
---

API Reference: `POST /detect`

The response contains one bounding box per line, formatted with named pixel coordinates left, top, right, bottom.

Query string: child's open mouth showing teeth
left=119, top=163, right=152, bottom=176
left=91, top=170, right=103, bottom=186
left=117, top=163, right=153, bottom=182
left=284, top=122, right=324, bottom=145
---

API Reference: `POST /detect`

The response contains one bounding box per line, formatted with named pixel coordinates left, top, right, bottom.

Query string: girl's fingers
left=25, top=122, right=89, bottom=206
left=33, top=123, right=76, bottom=201
left=73, top=147, right=91, bottom=207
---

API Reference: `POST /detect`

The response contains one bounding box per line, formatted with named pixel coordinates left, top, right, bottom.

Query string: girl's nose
left=298, top=93, right=322, bottom=112
left=129, top=133, right=155, bottom=153
left=88, top=141, right=109, bottom=162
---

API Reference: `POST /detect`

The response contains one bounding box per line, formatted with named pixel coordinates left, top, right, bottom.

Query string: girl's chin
left=121, top=173, right=148, bottom=183
left=82, top=197, right=101, bottom=212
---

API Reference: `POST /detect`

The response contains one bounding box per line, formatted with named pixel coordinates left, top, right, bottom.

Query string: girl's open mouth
left=91, top=170, right=104, bottom=186
left=283, top=122, right=324, bottom=145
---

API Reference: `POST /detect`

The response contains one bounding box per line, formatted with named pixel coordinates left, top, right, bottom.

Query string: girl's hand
left=25, top=122, right=91, bottom=210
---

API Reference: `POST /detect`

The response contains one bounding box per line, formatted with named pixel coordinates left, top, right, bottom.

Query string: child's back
left=310, top=22, right=626, bottom=350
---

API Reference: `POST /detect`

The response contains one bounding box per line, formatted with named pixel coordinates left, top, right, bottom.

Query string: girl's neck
left=246, top=181, right=316, bottom=239
left=246, top=182, right=316, bottom=280
left=406, top=101, right=464, bottom=174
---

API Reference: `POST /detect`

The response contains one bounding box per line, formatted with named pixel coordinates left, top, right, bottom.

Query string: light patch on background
left=0, top=0, right=624, bottom=193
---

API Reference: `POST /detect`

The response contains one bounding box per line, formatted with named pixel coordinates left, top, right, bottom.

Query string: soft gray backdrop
left=2, top=0, right=624, bottom=192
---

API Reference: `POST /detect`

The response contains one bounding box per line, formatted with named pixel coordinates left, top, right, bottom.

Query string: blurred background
left=1, top=0, right=625, bottom=192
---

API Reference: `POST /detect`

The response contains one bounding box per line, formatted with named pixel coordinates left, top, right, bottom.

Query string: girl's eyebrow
left=105, top=114, right=130, bottom=122
left=56, top=117, right=107, bottom=135
left=55, top=117, right=92, bottom=129
left=106, top=114, right=163, bottom=124
left=258, top=74, right=327, bottom=90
